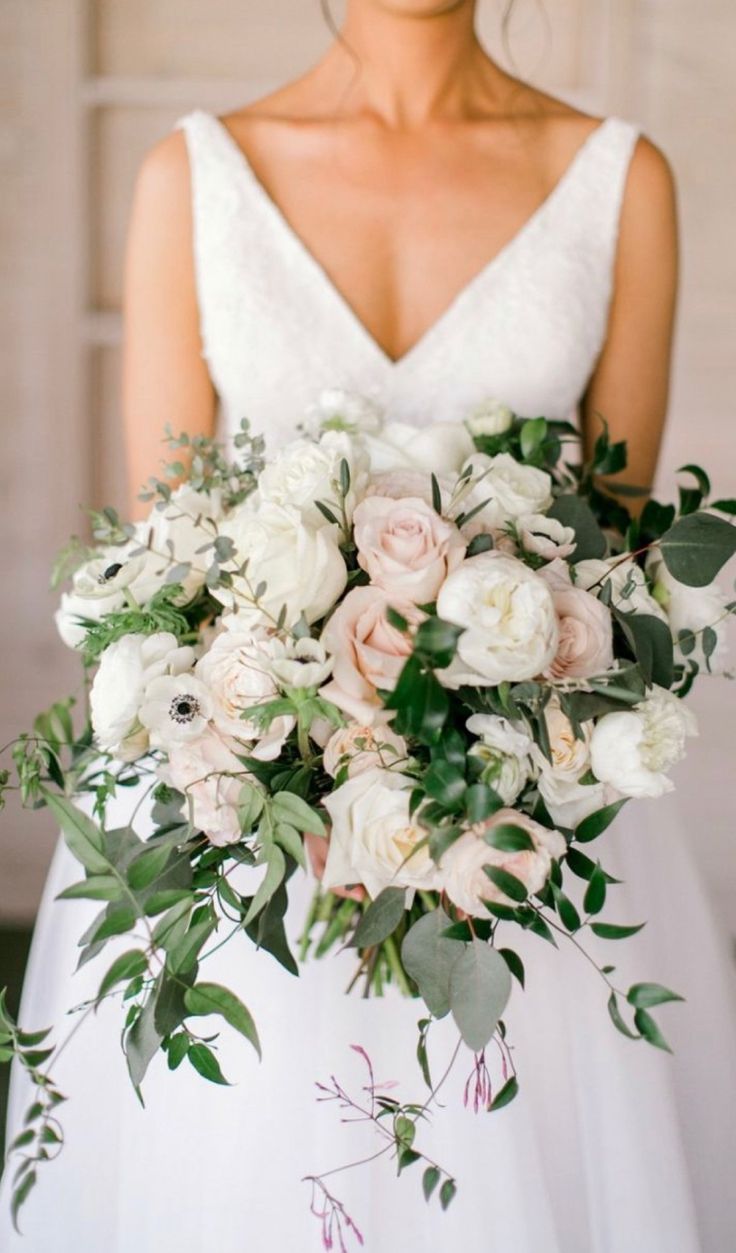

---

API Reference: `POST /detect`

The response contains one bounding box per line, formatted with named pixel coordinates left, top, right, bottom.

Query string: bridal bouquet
left=2, top=388, right=735, bottom=1238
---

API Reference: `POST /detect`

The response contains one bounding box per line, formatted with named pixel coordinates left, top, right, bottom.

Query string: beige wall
left=0, top=0, right=734, bottom=925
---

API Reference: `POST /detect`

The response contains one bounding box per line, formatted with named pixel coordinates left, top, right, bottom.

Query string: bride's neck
left=314, top=0, right=506, bottom=128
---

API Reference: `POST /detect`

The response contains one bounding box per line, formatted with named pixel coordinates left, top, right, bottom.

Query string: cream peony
left=163, top=731, right=250, bottom=847
left=322, top=768, right=439, bottom=898
left=539, top=559, right=614, bottom=680
left=590, top=685, right=698, bottom=799
left=440, top=809, right=566, bottom=916
left=213, top=500, right=347, bottom=628
left=353, top=495, right=466, bottom=604
left=465, top=714, right=532, bottom=805
left=364, top=420, right=474, bottom=477
left=194, top=628, right=296, bottom=759
left=436, top=552, right=559, bottom=687
left=323, top=722, right=409, bottom=780
left=464, top=398, right=514, bottom=438
left=320, top=587, right=424, bottom=723
left=89, top=632, right=194, bottom=761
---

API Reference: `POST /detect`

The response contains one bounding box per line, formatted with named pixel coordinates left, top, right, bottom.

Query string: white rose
left=436, top=552, right=559, bottom=687
left=195, top=628, right=296, bottom=759
left=439, top=810, right=566, bottom=917
left=574, top=556, right=666, bottom=621
left=90, top=631, right=194, bottom=760
left=465, top=714, right=532, bottom=805
left=162, top=731, right=251, bottom=847
left=518, top=514, right=577, bottom=561
left=322, top=768, right=440, bottom=899
left=459, top=453, right=553, bottom=526
left=303, top=387, right=385, bottom=436
left=256, top=434, right=369, bottom=528
left=214, top=500, right=347, bottom=628
left=464, top=398, right=514, bottom=437
left=364, top=420, right=474, bottom=476
left=138, top=485, right=224, bottom=602
left=647, top=552, right=729, bottom=670
left=590, top=685, right=698, bottom=799
left=323, top=723, right=408, bottom=780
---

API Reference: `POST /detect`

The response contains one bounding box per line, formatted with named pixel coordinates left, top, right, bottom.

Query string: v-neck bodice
left=175, top=107, right=641, bottom=447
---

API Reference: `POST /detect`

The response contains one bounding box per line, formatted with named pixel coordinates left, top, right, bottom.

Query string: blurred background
left=1, top=0, right=734, bottom=1134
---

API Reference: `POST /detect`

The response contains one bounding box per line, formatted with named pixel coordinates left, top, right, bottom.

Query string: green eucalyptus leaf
left=448, top=939, right=512, bottom=1052
left=401, top=909, right=464, bottom=1018
left=351, top=887, right=406, bottom=948
left=659, top=511, right=736, bottom=587
left=548, top=496, right=606, bottom=561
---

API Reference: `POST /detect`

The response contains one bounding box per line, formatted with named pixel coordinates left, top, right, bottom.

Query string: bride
left=2, top=2, right=735, bottom=1250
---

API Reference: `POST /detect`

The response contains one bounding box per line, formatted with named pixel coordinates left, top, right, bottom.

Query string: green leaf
left=56, top=875, right=122, bottom=901
left=498, top=948, right=525, bottom=988
left=677, top=463, right=711, bottom=499
left=273, top=822, right=306, bottom=869
left=439, top=1178, right=457, bottom=1211
left=11, top=1168, right=37, bottom=1233
left=88, top=905, right=137, bottom=943
left=238, top=780, right=265, bottom=832
left=591, top=921, right=646, bottom=940
left=483, top=865, right=528, bottom=903
left=548, top=496, right=607, bottom=561
left=465, top=783, right=504, bottom=824
left=401, top=909, right=464, bottom=1018
left=633, top=1007, right=672, bottom=1053
left=125, top=987, right=163, bottom=1089
left=448, top=939, right=512, bottom=1052
left=659, top=511, right=736, bottom=587
left=351, top=887, right=406, bottom=948
left=413, top=617, right=463, bottom=667
left=491, top=1075, right=519, bottom=1111
left=126, top=843, right=174, bottom=891
left=627, top=982, right=684, bottom=1009
left=520, top=416, right=547, bottom=461
left=614, top=610, right=674, bottom=689
left=243, top=845, right=286, bottom=926
left=551, top=885, right=581, bottom=932
left=167, top=915, right=217, bottom=975
left=397, top=1147, right=421, bottom=1174
left=583, top=864, right=607, bottom=915
left=271, top=792, right=325, bottom=837
left=607, top=992, right=639, bottom=1040
left=483, top=823, right=535, bottom=853
left=43, top=793, right=109, bottom=874
left=184, top=982, right=261, bottom=1058
left=97, top=949, right=149, bottom=1001
left=575, top=798, right=628, bottom=844
left=422, top=1165, right=440, bottom=1201
left=166, top=1032, right=190, bottom=1071
left=187, top=1042, right=231, bottom=1085
left=424, top=760, right=466, bottom=809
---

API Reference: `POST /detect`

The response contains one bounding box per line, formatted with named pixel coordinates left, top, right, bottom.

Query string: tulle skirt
left=1, top=787, right=735, bottom=1253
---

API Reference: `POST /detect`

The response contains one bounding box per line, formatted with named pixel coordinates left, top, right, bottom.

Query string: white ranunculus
left=364, top=421, right=474, bottom=477
left=574, top=556, right=666, bottom=621
left=518, top=514, right=577, bottom=561
left=255, top=434, right=369, bottom=528
left=436, top=552, right=559, bottom=687
left=194, top=628, right=296, bottom=759
left=322, top=768, right=440, bottom=899
left=323, top=722, right=408, bottom=780
left=89, top=631, right=194, bottom=760
left=647, top=552, right=729, bottom=670
left=459, top=453, right=553, bottom=527
left=590, top=685, right=698, bottom=799
left=464, top=399, right=514, bottom=438
left=162, top=731, right=252, bottom=847
left=465, top=714, right=532, bottom=805
left=439, top=810, right=567, bottom=917
left=213, top=500, right=347, bottom=628
left=139, top=673, right=214, bottom=749
left=302, top=387, right=385, bottom=436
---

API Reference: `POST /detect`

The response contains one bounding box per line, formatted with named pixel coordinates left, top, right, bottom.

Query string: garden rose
left=440, top=809, right=566, bottom=916
left=322, top=768, right=439, bottom=898
left=256, top=434, right=369, bottom=528
left=436, top=552, right=559, bottom=687
left=163, top=731, right=251, bottom=847
left=89, top=632, right=194, bottom=760
left=539, top=559, right=614, bottom=680
left=320, top=587, right=424, bottom=723
left=460, top=452, right=553, bottom=525
left=353, top=495, right=466, bottom=603
left=590, top=686, right=698, bottom=799
left=323, top=723, right=408, bottom=780
left=195, top=628, right=296, bottom=759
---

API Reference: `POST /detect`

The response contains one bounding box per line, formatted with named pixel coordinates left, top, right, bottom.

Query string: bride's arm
left=121, top=130, right=216, bottom=519
left=579, top=136, right=679, bottom=511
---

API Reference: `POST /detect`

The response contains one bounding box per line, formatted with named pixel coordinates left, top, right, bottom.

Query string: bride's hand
left=303, top=831, right=366, bottom=902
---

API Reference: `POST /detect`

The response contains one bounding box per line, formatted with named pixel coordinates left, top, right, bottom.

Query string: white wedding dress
left=2, top=110, right=735, bottom=1253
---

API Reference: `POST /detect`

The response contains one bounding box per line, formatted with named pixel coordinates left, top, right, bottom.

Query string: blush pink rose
left=319, top=586, right=424, bottom=723
left=353, top=495, right=466, bottom=604
left=539, top=559, right=614, bottom=681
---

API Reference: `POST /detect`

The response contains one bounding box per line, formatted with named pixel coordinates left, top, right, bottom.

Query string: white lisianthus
left=464, top=398, right=514, bottom=438
left=302, top=386, right=385, bottom=436
left=322, top=768, right=440, bottom=898
left=194, top=628, right=296, bottom=759
left=459, top=453, right=553, bottom=527
left=267, top=637, right=333, bottom=691
left=323, top=723, right=409, bottom=780
left=590, top=685, right=698, bottom=799
left=255, top=434, right=369, bottom=528
left=139, top=673, right=214, bottom=749
left=439, top=809, right=566, bottom=917
left=364, top=420, right=474, bottom=477
left=436, top=552, right=559, bottom=687
left=465, top=714, right=532, bottom=805
left=89, top=631, right=194, bottom=760
left=214, top=500, right=348, bottom=628
left=518, top=514, right=577, bottom=561
left=647, top=552, right=729, bottom=670
left=162, top=731, right=252, bottom=847
left=574, top=556, right=667, bottom=621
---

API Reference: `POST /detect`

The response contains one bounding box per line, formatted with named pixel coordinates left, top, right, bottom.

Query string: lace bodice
left=174, top=109, right=641, bottom=446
